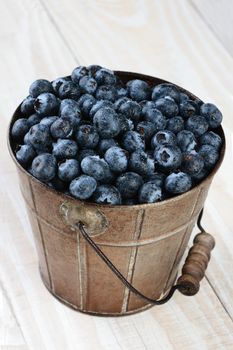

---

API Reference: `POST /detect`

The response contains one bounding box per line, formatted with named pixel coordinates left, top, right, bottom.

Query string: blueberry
left=141, top=100, right=157, bottom=112
left=94, top=68, right=117, bottom=85
left=27, top=123, right=52, bottom=151
left=165, top=172, right=192, bottom=194
left=114, top=97, right=129, bottom=110
left=96, top=85, right=116, bottom=102
left=52, top=77, right=71, bottom=95
left=181, top=152, right=204, bottom=175
left=138, top=182, right=162, bottom=203
left=104, top=146, right=128, bottom=173
left=166, top=116, right=184, bottom=134
left=69, top=175, right=97, bottom=200
left=117, top=99, right=141, bottom=122
left=152, top=83, right=180, bottom=102
left=129, top=150, right=154, bottom=176
left=200, top=103, right=223, bottom=128
left=60, top=99, right=81, bottom=120
left=121, top=131, right=145, bottom=152
left=116, top=172, right=143, bottom=199
left=200, top=131, right=222, bottom=151
left=87, top=64, right=102, bottom=76
left=58, top=81, right=81, bottom=100
left=92, top=185, right=122, bottom=205
left=154, top=145, right=182, bottom=171
left=81, top=156, right=110, bottom=181
left=191, top=168, right=209, bottom=183
left=71, top=66, right=89, bottom=84
left=78, top=149, right=97, bottom=161
left=79, top=76, right=97, bottom=94
left=155, top=97, right=179, bottom=118
left=27, top=113, right=41, bottom=127
left=24, top=132, right=30, bottom=145
left=151, top=130, right=177, bottom=149
left=186, top=115, right=208, bottom=136
left=127, top=79, right=150, bottom=102
left=29, top=79, right=53, bottom=98
left=98, top=138, right=119, bottom=156
left=180, top=93, right=189, bottom=102
left=76, top=124, right=99, bottom=149
left=116, top=87, right=128, bottom=99
left=179, top=100, right=197, bottom=119
left=40, top=116, right=58, bottom=127
left=136, top=121, right=156, bottom=142
left=52, top=139, right=78, bottom=159
left=79, top=94, right=96, bottom=116
left=58, top=159, right=80, bottom=182
left=51, top=118, right=73, bottom=139
left=34, top=93, right=59, bottom=116
left=16, top=145, right=36, bottom=166
left=177, top=130, right=197, bottom=152
left=31, top=153, right=57, bottom=182
left=198, top=145, right=219, bottom=169
left=20, top=96, right=35, bottom=115
left=143, top=108, right=167, bottom=131
left=93, top=107, right=120, bottom=138
left=11, top=118, right=30, bottom=140
left=144, top=172, right=165, bottom=187
left=89, top=100, right=114, bottom=119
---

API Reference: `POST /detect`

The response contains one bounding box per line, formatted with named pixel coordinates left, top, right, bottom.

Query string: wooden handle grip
left=177, top=232, right=215, bottom=296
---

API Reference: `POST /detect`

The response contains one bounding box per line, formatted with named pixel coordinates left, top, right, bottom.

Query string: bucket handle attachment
left=77, top=208, right=215, bottom=305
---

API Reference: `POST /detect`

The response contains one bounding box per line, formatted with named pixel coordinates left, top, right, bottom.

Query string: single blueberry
left=52, top=77, right=71, bottom=95
left=118, top=114, right=134, bottom=135
left=141, top=100, right=157, bottom=113
left=200, top=131, right=222, bottom=151
left=152, top=83, right=180, bottom=102
left=95, top=85, right=117, bottom=102
left=31, top=153, right=57, bottom=182
left=89, top=100, right=114, bottom=120
left=76, top=124, right=99, bottom=149
left=52, top=139, right=78, bottom=159
left=151, top=130, right=177, bottom=149
left=81, top=156, right=110, bottom=181
left=87, top=64, right=102, bottom=76
left=136, top=121, right=156, bottom=142
left=34, top=92, right=59, bottom=116
left=181, top=152, right=204, bottom=175
left=78, top=149, right=97, bottom=161
left=198, top=145, right=219, bottom=169
left=50, top=118, right=73, bottom=139
left=166, top=116, right=184, bottom=134
left=40, top=116, right=58, bottom=127
left=81, top=95, right=96, bottom=116
left=138, top=182, right=162, bottom=203
left=93, top=107, right=121, bottom=138
left=29, top=79, right=53, bottom=98
left=92, top=185, right=122, bottom=205
left=79, top=76, right=97, bottom=94
left=127, top=79, right=150, bottom=102
left=27, top=113, right=42, bottom=127
left=58, top=81, right=81, bottom=100
left=16, top=144, right=36, bottom=166
left=20, top=96, right=35, bottom=115
left=154, top=145, right=182, bottom=172
left=11, top=118, right=30, bottom=140
left=116, top=87, right=128, bottom=99
left=71, top=66, right=89, bottom=84
left=117, top=99, right=141, bottom=122
left=129, top=150, right=154, bottom=176
left=69, top=175, right=97, bottom=200
left=27, top=123, right=52, bottom=151
left=177, top=130, right=197, bottom=152
left=143, top=108, right=167, bottom=131
left=94, top=68, right=117, bottom=85
left=58, top=159, right=80, bottom=182
left=200, top=103, right=223, bottom=128
left=121, top=131, right=145, bottom=152
left=165, top=172, right=192, bottom=194
left=116, top=172, right=143, bottom=199
left=155, top=97, right=179, bottom=118
left=186, top=115, right=209, bottom=137
left=104, top=146, right=128, bottom=173
left=98, top=138, right=119, bottom=156
left=179, top=100, right=197, bottom=119
left=60, top=99, right=81, bottom=120
left=179, top=92, right=189, bottom=102
left=191, top=168, right=209, bottom=183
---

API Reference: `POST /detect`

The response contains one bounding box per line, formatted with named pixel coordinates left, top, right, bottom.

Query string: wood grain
left=1, top=0, right=233, bottom=349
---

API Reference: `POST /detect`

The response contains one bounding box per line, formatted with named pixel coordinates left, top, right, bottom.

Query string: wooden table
left=1, top=1, right=233, bottom=349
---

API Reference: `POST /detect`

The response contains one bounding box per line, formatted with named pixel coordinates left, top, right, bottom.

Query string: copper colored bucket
left=8, top=71, right=225, bottom=316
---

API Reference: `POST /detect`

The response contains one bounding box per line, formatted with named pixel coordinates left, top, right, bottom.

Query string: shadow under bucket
left=8, top=71, right=225, bottom=316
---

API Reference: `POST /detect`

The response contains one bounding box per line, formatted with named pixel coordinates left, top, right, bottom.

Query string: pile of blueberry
left=11, top=65, right=223, bottom=205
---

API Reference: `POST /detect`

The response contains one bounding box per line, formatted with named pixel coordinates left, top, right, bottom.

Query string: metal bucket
left=8, top=72, right=225, bottom=316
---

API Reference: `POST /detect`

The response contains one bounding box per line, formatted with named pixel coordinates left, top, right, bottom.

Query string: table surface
left=1, top=1, right=233, bottom=349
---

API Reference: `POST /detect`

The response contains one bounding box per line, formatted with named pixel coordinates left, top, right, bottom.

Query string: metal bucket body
left=8, top=72, right=225, bottom=316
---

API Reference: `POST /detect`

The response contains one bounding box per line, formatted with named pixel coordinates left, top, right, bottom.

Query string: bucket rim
left=7, top=70, right=226, bottom=211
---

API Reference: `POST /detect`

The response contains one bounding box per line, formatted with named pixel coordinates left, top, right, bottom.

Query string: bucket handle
left=77, top=208, right=215, bottom=305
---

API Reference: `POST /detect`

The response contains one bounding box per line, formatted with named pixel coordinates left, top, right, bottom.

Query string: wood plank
left=191, top=0, right=233, bottom=57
